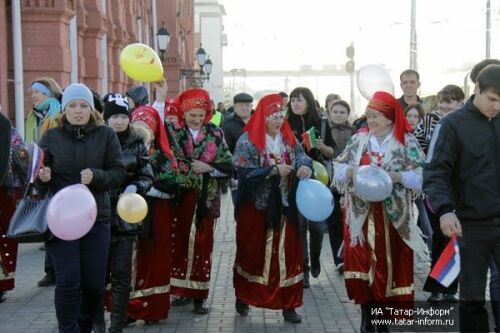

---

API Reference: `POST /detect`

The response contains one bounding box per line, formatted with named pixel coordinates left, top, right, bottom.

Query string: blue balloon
left=296, top=179, right=334, bottom=222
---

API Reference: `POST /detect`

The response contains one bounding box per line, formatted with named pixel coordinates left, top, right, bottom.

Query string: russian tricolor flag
left=28, top=143, right=44, bottom=184
left=430, top=235, right=460, bottom=287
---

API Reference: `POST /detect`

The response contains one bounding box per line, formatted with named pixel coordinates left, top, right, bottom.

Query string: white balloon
left=296, top=179, right=334, bottom=222
left=353, top=165, right=393, bottom=202
left=357, top=64, right=395, bottom=100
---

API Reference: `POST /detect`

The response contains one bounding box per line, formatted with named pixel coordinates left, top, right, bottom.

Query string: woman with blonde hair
left=37, top=83, right=125, bottom=332
left=25, top=77, right=63, bottom=144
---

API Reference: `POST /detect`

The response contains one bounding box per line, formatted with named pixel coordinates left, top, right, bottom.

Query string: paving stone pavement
left=1, top=193, right=450, bottom=333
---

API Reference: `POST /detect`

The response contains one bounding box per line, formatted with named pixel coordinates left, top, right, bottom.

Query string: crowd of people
left=1, top=59, right=500, bottom=333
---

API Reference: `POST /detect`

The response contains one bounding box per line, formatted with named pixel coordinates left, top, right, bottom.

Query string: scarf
left=33, top=98, right=61, bottom=120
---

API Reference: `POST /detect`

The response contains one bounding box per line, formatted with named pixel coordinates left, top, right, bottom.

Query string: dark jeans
left=423, top=206, right=458, bottom=294
left=458, top=219, right=500, bottom=333
left=298, top=213, right=324, bottom=272
left=44, top=243, right=55, bottom=278
left=327, top=192, right=344, bottom=266
left=47, top=222, right=110, bottom=333
left=415, top=198, right=432, bottom=251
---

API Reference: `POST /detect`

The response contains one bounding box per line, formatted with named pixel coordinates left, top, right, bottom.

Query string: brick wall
left=0, top=0, right=194, bottom=125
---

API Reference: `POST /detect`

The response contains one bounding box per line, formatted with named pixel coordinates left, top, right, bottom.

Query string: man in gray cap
left=221, top=92, right=253, bottom=207
left=221, top=92, right=253, bottom=153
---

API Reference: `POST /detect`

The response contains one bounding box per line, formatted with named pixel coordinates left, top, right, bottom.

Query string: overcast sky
left=219, top=0, right=500, bottom=102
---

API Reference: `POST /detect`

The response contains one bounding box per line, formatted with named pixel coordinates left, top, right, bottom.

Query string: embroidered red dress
left=343, top=151, right=413, bottom=305
left=1, top=129, right=28, bottom=294
left=232, top=135, right=312, bottom=310
left=168, top=123, right=233, bottom=300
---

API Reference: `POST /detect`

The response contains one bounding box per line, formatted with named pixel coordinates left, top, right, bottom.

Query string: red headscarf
left=131, top=105, right=176, bottom=162
left=177, top=88, right=212, bottom=127
left=164, top=97, right=180, bottom=119
left=367, top=91, right=413, bottom=144
left=244, top=94, right=296, bottom=151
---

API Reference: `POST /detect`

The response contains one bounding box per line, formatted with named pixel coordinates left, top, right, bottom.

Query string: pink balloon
left=47, top=184, right=97, bottom=241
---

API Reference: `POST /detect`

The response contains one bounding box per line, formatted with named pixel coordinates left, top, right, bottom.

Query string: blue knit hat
left=61, top=83, right=95, bottom=111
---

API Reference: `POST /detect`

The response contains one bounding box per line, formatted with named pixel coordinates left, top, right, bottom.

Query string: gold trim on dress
left=171, top=213, right=214, bottom=291
left=236, top=219, right=302, bottom=288
left=384, top=209, right=413, bottom=297
left=170, top=278, right=210, bottom=290
left=0, top=271, right=14, bottom=281
left=344, top=271, right=370, bottom=280
left=278, top=222, right=303, bottom=287
left=234, top=229, right=273, bottom=285
left=129, top=284, right=170, bottom=299
left=367, top=212, right=376, bottom=286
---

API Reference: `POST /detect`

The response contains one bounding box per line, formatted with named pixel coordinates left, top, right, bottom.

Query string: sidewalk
left=1, top=193, right=435, bottom=333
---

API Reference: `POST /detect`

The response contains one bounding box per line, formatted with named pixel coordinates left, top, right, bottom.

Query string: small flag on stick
left=301, top=127, right=316, bottom=151
left=429, top=235, right=460, bottom=287
left=28, top=143, right=44, bottom=184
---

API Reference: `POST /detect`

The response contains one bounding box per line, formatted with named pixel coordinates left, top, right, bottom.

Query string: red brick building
left=0, top=0, right=196, bottom=129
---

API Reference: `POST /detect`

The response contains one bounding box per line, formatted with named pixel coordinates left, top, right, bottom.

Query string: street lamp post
left=486, top=0, right=491, bottom=58
left=156, top=24, right=171, bottom=61
left=180, top=45, right=213, bottom=87
left=410, top=0, right=417, bottom=70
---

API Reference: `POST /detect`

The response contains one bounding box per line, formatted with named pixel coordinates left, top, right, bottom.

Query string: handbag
left=6, top=183, right=53, bottom=243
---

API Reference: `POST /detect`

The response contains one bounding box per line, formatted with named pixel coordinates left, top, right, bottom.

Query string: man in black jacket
left=221, top=92, right=253, bottom=153
left=424, top=64, right=500, bottom=332
left=221, top=92, right=253, bottom=205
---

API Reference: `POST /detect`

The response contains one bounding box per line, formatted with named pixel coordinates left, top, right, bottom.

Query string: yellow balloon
left=313, top=160, right=329, bottom=186
left=119, top=43, right=164, bottom=82
left=117, top=193, right=148, bottom=224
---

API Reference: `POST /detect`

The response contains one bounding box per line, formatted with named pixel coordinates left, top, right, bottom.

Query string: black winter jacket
left=287, top=113, right=336, bottom=164
left=424, top=96, right=500, bottom=221
left=38, top=117, right=125, bottom=223
left=109, top=129, right=153, bottom=235
left=220, top=113, right=246, bottom=154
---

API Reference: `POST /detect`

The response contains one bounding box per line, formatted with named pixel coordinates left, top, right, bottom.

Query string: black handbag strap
left=22, top=182, right=50, bottom=199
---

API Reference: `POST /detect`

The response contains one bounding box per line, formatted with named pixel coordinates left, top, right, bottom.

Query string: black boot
left=235, top=299, right=249, bottom=316
left=282, top=309, right=302, bottom=323
left=37, top=274, right=55, bottom=287
left=109, top=283, right=131, bottom=332
left=303, top=267, right=310, bottom=288
left=0, top=291, right=6, bottom=303
left=193, top=298, right=209, bottom=314
left=360, top=304, right=376, bottom=333
left=172, top=297, right=191, bottom=306
left=310, top=252, right=321, bottom=278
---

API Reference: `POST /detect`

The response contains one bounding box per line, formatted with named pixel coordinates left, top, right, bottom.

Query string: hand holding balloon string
left=296, top=165, right=312, bottom=179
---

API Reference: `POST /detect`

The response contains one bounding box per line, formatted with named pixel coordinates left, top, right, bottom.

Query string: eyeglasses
left=266, top=111, right=286, bottom=121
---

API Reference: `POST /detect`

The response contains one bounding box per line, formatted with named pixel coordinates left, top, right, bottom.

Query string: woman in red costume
left=167, top=88, right=232, bottom=314
left=232, top=94, right=312, bottom=323
left=123, top=105, right=178, bottom=323
left=333, top=91, right=427, bottom=333
left=0, top=111, right=29, bottom=303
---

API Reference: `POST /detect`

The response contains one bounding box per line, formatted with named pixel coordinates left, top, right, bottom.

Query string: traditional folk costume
left=167, top=89, right=232, bottom=313
left=124, top=106, right=178, bottom=322
left=333, top=92, right=427, bottom=330
left=0, top=118, right=29, bottom=302
left=232, top=94, right=312, bottom=322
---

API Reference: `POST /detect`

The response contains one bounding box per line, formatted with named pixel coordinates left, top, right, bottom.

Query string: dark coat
left=109, top=128, right=153, bottom=235
left=424, top=96, right=500, bottom=220
left=38, top=115, right=125, bottom=223
left=330, top=122, right=354, bottom=158
left=287, top=114, right=336, bottom=164
left=220, top=113, right=246, bottom=154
